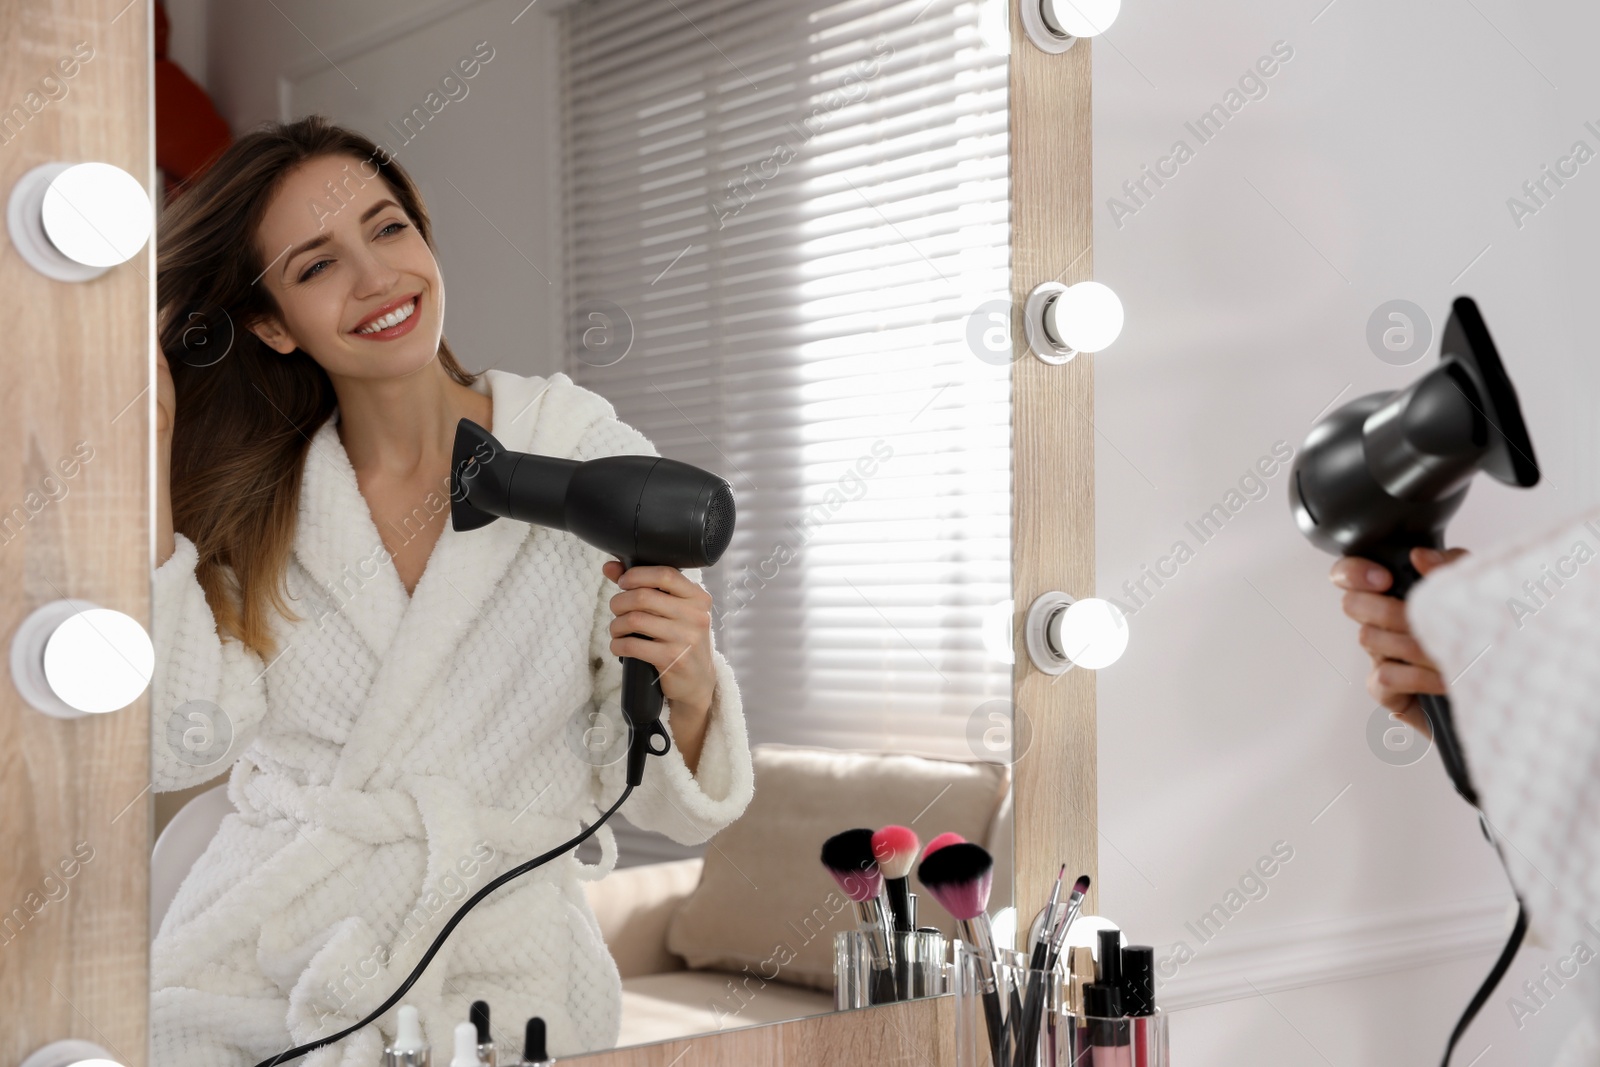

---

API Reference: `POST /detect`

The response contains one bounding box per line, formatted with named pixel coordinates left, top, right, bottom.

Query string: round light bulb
left=1054, top=597, right=1128, bottom=670
left=991, top=905, right=1019, bottom=952
left=18, top=1040, right=125, bottom=1067
left=1047, top=281, right=1124, bottom=353
left=1041, top=0, right=1121, bottom=38
left=40, top=162, right=152, bottom=268
left=981, top=598, right=1015, bottom=664
left=42, top=608, right=153, bottom=714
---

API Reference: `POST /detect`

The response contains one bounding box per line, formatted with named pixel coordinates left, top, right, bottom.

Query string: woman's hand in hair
left=603, top=559, right=718, bottom=774
left=156, top=347, right=175, bottom=441
left=156, top=348, right=176, bottom=565
left=1330, top=546, right=1469, bottom=738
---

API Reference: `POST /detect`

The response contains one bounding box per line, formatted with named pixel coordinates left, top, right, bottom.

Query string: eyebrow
left=282, top=199, right=404, bottom=279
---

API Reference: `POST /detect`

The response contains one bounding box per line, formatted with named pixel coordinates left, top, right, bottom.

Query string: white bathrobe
left=1410, top=507, right=1600, bottom=1065
left=149, top=369, right=754, bottom=1066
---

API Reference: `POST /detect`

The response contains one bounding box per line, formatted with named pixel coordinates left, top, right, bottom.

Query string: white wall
left=1095, top=1, right=1600, bottom=1063
left=161, top=0, right=207, bottom=88
left=203, top=0, right=565, bottom=381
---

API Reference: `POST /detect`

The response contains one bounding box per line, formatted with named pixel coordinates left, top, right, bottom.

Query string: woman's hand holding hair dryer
left=601, top=558, right=717, bottom=773
left=1329, top=546, right=1469, bottom=739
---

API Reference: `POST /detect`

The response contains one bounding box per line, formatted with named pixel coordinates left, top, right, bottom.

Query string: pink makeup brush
left=920, top=831, right=966, bottom=863
left=919, top=842, right=1006, bottom=1065
left=872, top=825, right=921, bottom=934
left=822, top=828, right=896, bottom=1001
left=873, top=825, right=922, bottom=1001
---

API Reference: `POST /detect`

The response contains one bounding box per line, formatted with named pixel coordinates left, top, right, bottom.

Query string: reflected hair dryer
left=1289, top=296, right=1540, bottom=805
left=450, top=418, right=736, bottom=786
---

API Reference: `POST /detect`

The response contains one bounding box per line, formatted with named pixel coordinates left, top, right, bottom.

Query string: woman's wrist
left=667, top=689, right=713, bottom=774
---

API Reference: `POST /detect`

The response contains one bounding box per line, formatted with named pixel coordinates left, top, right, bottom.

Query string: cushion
left=582, top=857, right=703, bottom=979
left=665, top=743, right=1011, bottom=991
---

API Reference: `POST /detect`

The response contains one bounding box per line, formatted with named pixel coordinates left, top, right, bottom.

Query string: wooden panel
left=567, top=995, right=954, bottom=1066
left=0, top=1, right=153, bottom=1066
left=1008, top=27, right=1098, bottom=923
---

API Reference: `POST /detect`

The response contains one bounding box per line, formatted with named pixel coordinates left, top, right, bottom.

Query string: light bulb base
left=12, top=599, right=103, bottom=719
left=1024, top=282, right=1079, bottom=364
left=7, top=164, right=107, bottom=282
left=1024, top=591, right=1077, bottom=675
left=1020, top=0, right=1079, bottom=54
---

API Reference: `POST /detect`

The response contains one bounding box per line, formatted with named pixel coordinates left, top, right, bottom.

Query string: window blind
left=559, top=0, right=1012, bottom=764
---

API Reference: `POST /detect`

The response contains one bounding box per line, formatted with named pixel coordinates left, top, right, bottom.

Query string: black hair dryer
left=450, top=418, right=737, bottom=787
left=1289, top=296, right=1540, bottom=805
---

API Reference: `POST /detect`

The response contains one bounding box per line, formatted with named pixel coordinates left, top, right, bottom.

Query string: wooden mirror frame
left=0, top=1, right=1092, bottom=1063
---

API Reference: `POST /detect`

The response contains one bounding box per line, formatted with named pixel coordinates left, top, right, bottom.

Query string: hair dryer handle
left=621, top=654, right=670, bottom=787
left=1362, top=541, right=1437, bottom=599
left=1361, top=546, right=1480, bottom=807
left=1416, top=693, right=1479, bottom=807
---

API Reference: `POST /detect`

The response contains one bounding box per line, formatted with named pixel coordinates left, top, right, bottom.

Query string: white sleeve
left=149, top=533, right=270, bottom=792
left=571, top=412, right=755, bottom=843
left=1408, top=509, right=1600, bottom=951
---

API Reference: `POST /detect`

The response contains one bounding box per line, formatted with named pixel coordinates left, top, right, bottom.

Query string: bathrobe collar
left=292, top=369, right=618, bottom=789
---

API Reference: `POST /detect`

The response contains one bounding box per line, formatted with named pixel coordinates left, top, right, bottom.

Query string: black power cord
left=250, top=782, right=634, bottom=1067
left=1441, top=810, right=1528, bottom=1067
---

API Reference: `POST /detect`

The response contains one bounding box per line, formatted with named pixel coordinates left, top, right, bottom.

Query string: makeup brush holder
left=833, top=928, right=950, bottom=1009
left=953, top=942, right=1169, bottom=1067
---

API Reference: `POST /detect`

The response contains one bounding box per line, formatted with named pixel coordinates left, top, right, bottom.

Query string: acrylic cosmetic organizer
left=953, top=942, right=1169, bottom=1067
left=833, top=928, right=950, bottom=1009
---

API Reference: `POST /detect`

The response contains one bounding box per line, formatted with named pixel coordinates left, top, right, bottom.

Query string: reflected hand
left=602, top=559, right=717, bottom=771
left=1329, top=547, right=1469, bottom=739
left=157, top=347, right=175, bottom=442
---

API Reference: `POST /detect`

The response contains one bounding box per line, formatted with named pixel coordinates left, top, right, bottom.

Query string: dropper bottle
left=450, top=1022, right=481, bottom=1067
left=520, top=1017, right=553, bottom=1067
left=383, top=1005, right=431, bottom=1067
left=470, top=1000, right=496, bottom=1065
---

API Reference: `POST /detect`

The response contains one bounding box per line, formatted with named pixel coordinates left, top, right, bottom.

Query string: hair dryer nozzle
left=450, top=418, right=506, bottom=532
left=1441, top=296, right=1539, bottom=490
left=451, top=418, right=580, bottom=535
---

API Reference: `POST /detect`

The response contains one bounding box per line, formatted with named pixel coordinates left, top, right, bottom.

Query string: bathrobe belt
left=230, top=759, right=620, bottom=883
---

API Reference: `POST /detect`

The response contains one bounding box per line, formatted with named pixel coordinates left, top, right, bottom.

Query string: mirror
left=1095, top=3, right=1599, bottom=1061
left=147, top=0, right=1013, bottom=1061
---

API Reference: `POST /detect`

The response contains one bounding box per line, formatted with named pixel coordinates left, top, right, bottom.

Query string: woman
left=152, top=115, right=754, bottom=1066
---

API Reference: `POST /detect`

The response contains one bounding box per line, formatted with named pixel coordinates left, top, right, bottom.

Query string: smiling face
left=246, top=153, right=445, bottom=383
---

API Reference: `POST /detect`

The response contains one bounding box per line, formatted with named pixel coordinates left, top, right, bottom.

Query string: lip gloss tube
left=1120, top=946, right=1157, bottom=1067
left=1083, top=984, right=1131, bottom=1067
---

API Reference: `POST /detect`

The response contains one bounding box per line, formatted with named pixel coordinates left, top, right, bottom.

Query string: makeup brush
left=921, top=831, right=966, bottom=862
left=919, top=842, right=1007, bottom=1067
left=872, top=825, right=920, bottom=933
left=1016, top=873, right=1089, bottom=1067
left=1011, top=867, right=1065, bottom=1067
left=822, top=827, right=897, bottom=1003
left=873, top=825, right=921, bottom=1001
left=1047, top=875, right=1092, bottom=967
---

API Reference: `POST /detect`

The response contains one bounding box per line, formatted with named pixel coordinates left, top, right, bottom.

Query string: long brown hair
left=156, top=115, right=478, bottom=657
